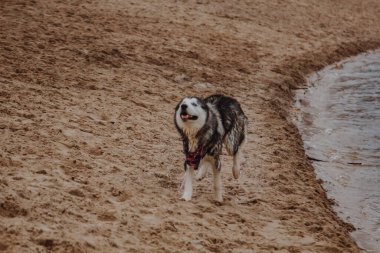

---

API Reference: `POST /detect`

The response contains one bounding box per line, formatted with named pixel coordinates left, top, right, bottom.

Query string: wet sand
left=1, top=0, right=380, bottom=252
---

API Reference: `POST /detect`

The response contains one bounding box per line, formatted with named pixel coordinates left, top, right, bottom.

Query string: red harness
left=185, top=147, right=204, bottom=169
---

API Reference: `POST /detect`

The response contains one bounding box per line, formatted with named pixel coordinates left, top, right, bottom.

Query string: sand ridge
left=1, top=0, right=380, bottom=252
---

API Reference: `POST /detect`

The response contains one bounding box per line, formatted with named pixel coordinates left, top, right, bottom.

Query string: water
left=293, top=50, right=380, bottom=252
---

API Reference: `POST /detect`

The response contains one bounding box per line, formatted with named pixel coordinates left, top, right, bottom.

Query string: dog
left=174, top=94, right=248, bottom=202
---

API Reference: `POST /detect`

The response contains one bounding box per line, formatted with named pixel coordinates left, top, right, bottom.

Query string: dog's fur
left=174, top=94, right=248, bottom=202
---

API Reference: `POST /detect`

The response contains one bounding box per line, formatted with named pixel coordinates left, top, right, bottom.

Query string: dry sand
left=1, top=0, right=380, bottom=252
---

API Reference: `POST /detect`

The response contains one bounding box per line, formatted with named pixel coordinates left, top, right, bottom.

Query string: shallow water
left=294, top=50, right=380, bottom=252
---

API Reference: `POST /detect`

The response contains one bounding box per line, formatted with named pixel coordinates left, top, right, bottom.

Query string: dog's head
left=174, top=96, right=208, bottom=133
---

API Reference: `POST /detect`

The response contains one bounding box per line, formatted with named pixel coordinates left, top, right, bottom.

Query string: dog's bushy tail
left=225, top=114, right=247, bottom=156
left=225, top=115, right=247, bottom=179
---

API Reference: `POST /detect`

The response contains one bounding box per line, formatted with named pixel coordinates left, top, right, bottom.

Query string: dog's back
left=205, top=94, right=247, bottom=156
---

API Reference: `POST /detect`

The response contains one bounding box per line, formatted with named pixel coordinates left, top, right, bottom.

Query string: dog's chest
left=188, top=138, right=198, bottom=152
left=183, top=128, right=199, bottom=152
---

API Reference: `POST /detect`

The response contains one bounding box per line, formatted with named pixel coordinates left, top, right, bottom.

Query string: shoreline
left=293, top=49, right=380, bottom=252
left=1, top=1, right=380, bottom=252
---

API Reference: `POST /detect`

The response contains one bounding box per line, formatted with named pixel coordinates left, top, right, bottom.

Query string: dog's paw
left=195, top=173, right=205, bottom=181
left=232, top=166, right=240, bottom=179
left=214, top=196, right=223, bottom=203
left=212, top=199, right=224, bottom=206
left=180, top=195, right=192, bottom=201
left=232, top=171, right=240, bottom=180
left=180, top=192, right=193, bottom=201
left=196, top=166, right=207, bottom=181
left=214, top=192, right=223, bottom=203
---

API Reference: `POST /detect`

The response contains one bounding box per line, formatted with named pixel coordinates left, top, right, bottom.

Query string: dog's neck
left=182, top=123, right=214, bottom=153
left=183, top=126, right=199, bottom=152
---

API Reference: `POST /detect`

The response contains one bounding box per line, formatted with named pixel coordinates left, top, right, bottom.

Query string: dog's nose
left=181, top=104, right=188, bottom=110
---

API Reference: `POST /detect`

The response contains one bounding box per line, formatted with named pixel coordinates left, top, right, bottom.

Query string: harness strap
left=185, top=147, right=205, bottom=170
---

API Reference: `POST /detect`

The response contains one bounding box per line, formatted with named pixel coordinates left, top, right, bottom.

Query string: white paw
left=195, top=172, right=205, bottom=181
left=214, top=190, right=223, bottom=202
left=180, top=195, right=192, bottom=201
left=232, top=167, right=240, bottom=179
left=215, top=195, right=223, bottom=203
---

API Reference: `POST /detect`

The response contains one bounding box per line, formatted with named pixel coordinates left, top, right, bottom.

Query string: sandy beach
left=1, top=0, right=380, bottom=252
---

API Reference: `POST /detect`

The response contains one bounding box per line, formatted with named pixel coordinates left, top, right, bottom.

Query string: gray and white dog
left=174, top=94, right=248, bottom=202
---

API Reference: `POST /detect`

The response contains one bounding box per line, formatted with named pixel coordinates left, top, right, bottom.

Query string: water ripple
left=294, top=50, right=380, bottom=253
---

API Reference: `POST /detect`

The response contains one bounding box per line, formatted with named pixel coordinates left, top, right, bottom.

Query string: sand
left=1, top=0, right=380, bottom=252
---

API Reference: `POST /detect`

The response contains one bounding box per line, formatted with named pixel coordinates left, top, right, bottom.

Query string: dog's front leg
left=181, top=164, right=195, bottom=201
left=196, top=158, right=208, bottom=181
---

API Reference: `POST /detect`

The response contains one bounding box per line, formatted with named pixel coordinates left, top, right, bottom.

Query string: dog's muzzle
left=180, top=106, right=198, bottom=121
left=180, top=111, right=198, bottom=121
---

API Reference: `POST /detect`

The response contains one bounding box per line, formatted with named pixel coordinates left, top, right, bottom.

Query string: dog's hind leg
left=181, top=165, right=195, bottom=201
left=232, top=148, right=242, bottom=179
left=211, top=157, right=223, bottom=202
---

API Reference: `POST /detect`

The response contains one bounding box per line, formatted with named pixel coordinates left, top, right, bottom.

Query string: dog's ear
left=194, top=96, right=207, bottom=109
left=200, top=99, right=208, bottom=110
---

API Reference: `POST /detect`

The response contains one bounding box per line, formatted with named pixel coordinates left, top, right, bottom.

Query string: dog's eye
left=191, top=102, right=197, bottom=107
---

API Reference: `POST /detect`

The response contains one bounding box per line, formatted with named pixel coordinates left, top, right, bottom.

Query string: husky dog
left=174, top=94, right=248, bottom=202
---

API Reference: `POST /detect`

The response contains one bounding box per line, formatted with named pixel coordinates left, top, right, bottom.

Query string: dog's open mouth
left=180, top=112, right=198, bottom=120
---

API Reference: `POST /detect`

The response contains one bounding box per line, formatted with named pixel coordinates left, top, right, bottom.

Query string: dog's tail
left=224, top=115, right=247, bottom=179
left=243, top=116, right=248, bottom=146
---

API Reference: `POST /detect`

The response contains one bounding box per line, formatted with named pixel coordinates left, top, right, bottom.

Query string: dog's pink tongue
left=182, top=114, right=189, bottom=119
